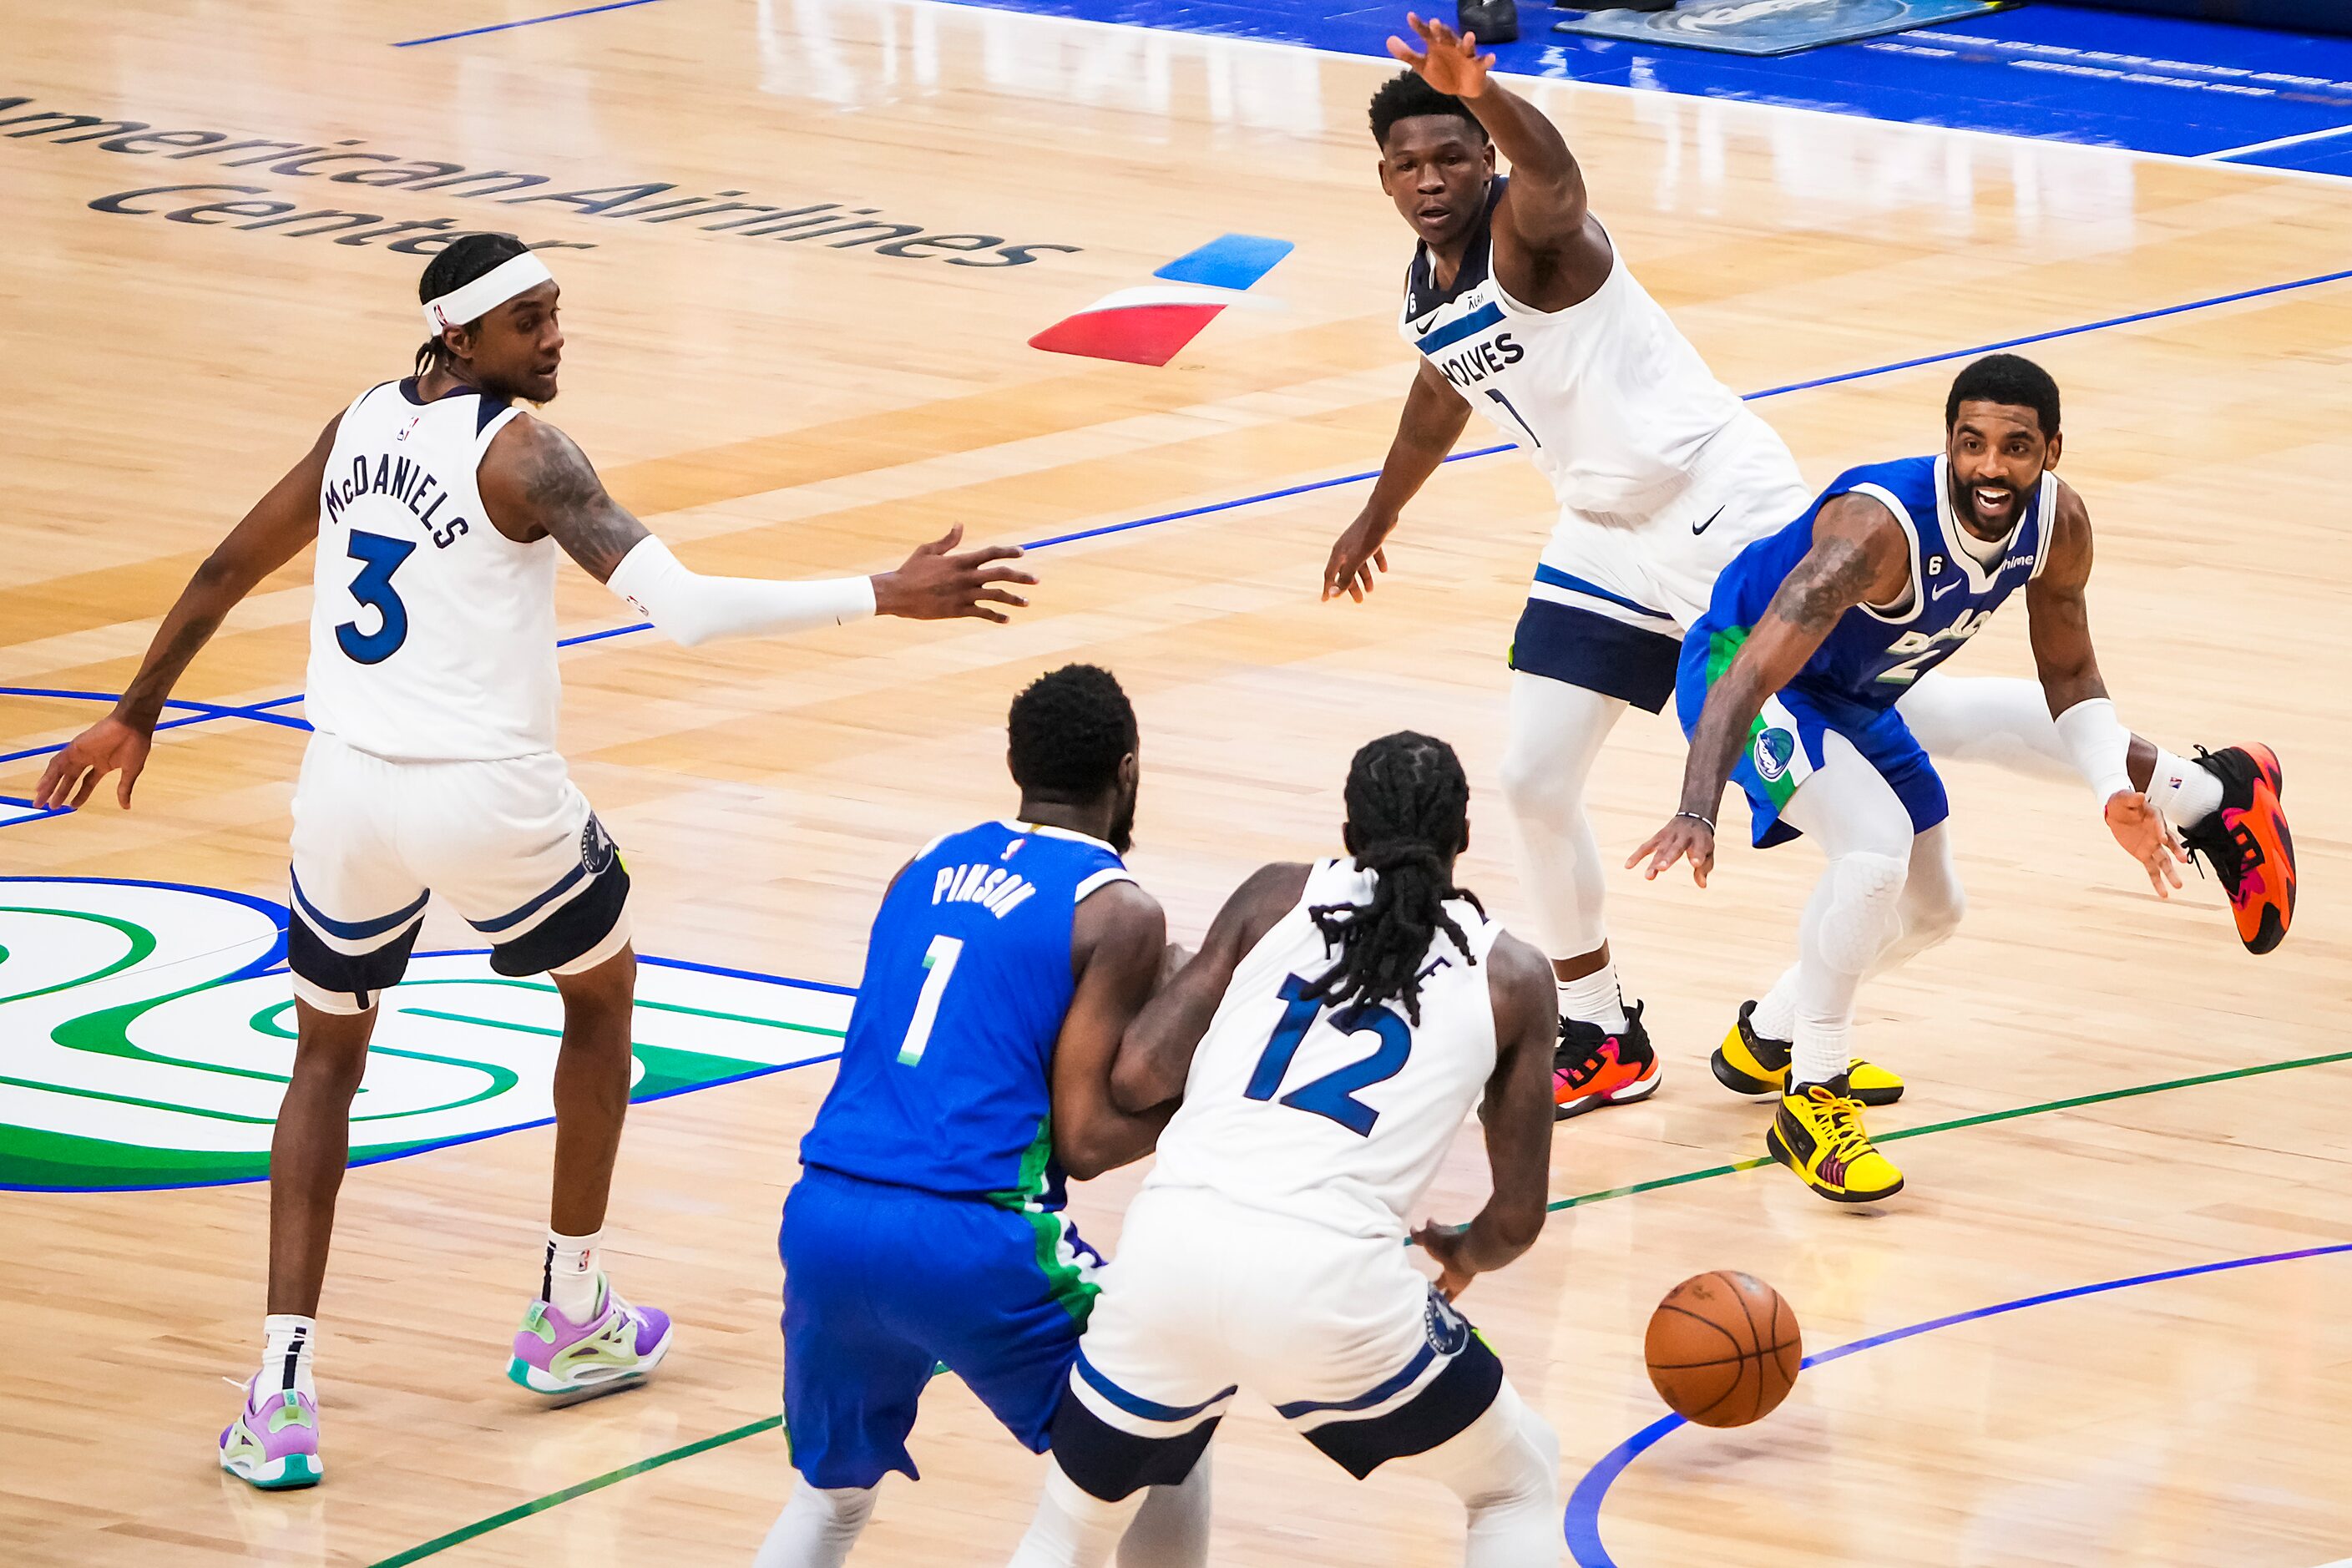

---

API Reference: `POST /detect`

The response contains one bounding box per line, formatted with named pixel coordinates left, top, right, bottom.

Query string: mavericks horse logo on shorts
left=1753, top=726, right=1797, bottom=783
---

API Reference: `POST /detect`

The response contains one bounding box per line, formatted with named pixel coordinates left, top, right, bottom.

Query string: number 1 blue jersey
left=797, top=821, right=1133, bottom=1209
left=1688, top=454, right=2055, bottom=728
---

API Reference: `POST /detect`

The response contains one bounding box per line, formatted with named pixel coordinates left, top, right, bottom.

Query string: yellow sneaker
left=1766, top=1077, right=1904, bottom=1204
left=1712, top=1001, right=1904, bottom=1106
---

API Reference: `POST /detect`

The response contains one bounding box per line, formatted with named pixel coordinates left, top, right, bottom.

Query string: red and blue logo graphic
left=1029, top=234, right=1292, bottom=367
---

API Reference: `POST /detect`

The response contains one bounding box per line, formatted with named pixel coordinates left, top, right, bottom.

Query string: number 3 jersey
left=1143, top=859, right=1505, bottom=1242
left=306, top=378, right=559, bottom=762
left=798, top=821, right=1134, bottom=1209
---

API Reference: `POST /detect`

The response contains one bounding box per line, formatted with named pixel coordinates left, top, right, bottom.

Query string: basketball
left=1644, top=1271, right=1802, bottom=1428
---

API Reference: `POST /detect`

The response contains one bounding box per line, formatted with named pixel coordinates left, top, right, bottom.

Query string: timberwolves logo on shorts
left=1424, top=1287, right=1472, bottom=1356
left=1753, top=726, right=1797, bottom=783
left=580, top=813, right=619, bottom=873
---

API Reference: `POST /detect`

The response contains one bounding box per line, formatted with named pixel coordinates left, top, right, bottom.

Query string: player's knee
left=1819, top=850, right=1908, bottom=971
left=1496, top=731, right=1583, bottom=827
left=1909, top=878, right=1967, bottom=949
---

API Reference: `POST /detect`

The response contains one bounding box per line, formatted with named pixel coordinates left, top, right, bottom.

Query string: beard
left=1106, top=786, right=1138, bottom=856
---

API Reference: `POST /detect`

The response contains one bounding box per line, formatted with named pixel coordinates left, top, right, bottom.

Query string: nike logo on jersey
left=1932, top=578, right=1960, bottom=600
left=1691, top=506, right=1725, bottom=537
left=1413, top=315, right=1434, bottom=336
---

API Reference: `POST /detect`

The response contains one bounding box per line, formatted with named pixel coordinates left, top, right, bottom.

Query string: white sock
left=544, top=1228, right=602, bottom=1321
left=1751, top=972, right=1798, bottom=1044
left=1556, top=964, right=1627, bottom=1034
left=1009, top=1458, right=1149, bottom=1568
left=753, top=1475, right=879, bottom=1568
left=2144, top=748, right=2224, bottom=828
left=260, top=1313, right=316, bottom=1402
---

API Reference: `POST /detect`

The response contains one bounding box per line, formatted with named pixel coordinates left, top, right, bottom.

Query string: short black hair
left=414, top=232, right=532, bottom=378
left=1368, top=71, right=1486, bottom=149
left=1946, top=352, right=2060, bottom=438
left=1008, top=665, right=1136, bottom=802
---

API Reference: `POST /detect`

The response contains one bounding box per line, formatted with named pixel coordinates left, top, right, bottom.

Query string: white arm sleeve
left=2052, top=697, right=2135, bottom=804
left=605, top=535, right=877, bottom=649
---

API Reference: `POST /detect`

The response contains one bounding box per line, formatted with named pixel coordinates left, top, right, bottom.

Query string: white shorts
left=1049, top=1186, right=1505, bottom=1498
left=1512, top=412, right=1813, bottom=712
left=286, top=735, right=631, bottom=1014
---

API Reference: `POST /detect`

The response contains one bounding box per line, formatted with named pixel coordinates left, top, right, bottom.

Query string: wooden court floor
left=5, top=2, right=2350, bottom=1563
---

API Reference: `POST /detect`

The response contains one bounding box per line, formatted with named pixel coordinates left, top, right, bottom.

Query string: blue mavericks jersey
left=1692, top=454, right=2055, bottom=724
left=798, top=821, right=1132, bottom=1208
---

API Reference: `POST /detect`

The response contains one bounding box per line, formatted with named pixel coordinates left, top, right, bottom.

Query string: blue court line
left=392, top=0, right=669, bottom=48
left=1562, top=1241, right=2352, bottom=1567
left=7, top=255, right=2346, bottom=788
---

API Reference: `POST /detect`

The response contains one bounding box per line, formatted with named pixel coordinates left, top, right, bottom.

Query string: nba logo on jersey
left=396, top=416, right=421, bottom=443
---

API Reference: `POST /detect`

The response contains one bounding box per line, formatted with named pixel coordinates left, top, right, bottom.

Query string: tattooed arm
left=478, top=414, right=1035, bottom=631
left=32, top=416, right=337, bottom=811
left=1629, top=494, right=1911, bottom=886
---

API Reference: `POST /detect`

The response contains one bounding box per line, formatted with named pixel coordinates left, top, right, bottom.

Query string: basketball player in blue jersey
left=1634, top=355, right=2297, bottom=1203
left=757, top=665, right=1206, bottom=1568
left=33, top=234, right=1034, bottom=1489
left=1326, top=18, right=2288, bottom=1125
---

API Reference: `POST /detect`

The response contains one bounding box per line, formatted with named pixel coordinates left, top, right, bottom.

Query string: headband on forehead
left=420, top=251, right=555, bottom=335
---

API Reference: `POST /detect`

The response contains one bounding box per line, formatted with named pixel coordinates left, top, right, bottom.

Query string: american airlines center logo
left=0, top=878, right=850, bottom=1191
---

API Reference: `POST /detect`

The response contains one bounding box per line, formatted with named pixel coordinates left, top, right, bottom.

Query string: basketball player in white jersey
left=1007, top=732, right=1565, bottom=1568
left=1325, top=18, right=2263, bottom=1118
left=33, top=234, right=1034, bottom=1490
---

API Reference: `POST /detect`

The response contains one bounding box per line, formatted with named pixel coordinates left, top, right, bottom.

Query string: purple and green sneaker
left=219, top=1375, right=322, bottom=1490
left=507, top=1277, right=672, bottom=1396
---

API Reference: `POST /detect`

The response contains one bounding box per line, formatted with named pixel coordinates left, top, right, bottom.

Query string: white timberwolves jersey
left=1399, top=178, right=1748, bottom=518
left=306, top=380, right=559, bottom=762
left=1144, top=859, right=1505, bottom=1241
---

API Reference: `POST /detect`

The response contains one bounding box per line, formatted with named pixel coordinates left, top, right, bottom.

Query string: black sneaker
left=1552, top=1000, right=1660, bottom=1121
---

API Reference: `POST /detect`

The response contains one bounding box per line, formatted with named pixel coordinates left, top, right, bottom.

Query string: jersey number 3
left=336, top=529, right=417, bottom=665
left=1243, top=974, right=1410, bottom=1137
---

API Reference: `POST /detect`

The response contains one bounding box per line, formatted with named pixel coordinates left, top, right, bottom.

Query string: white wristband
left=2052, top=697, right=2135, bottom=805
left=606, top=535, right=877, bottom=649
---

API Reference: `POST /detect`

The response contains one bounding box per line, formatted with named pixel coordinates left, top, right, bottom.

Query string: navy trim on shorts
left=1048, top=1387, right=1222, bottom=1502
left=489, top=857, right=629, bottom=977
left=1530, top=563, right=1672, bottom=623
left=468, top=860, right=588, bottom=934
left=1510, top=598, right=1682, bottom=715
left=1074, top=1351, right=1237, bottom=1424
left=288, top=871, right=430, bottom=943
left=288, top=906, right=422, bottom=1007
left=1298, top=1330, right=1505, bottom=1479
left=1273, top=1342, right=1435, bottom=1419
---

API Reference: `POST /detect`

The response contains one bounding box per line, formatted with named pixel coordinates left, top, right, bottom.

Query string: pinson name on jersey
left=930, top=862, right=1038, bottom=919
left=321, top=452, right=471, bottom=549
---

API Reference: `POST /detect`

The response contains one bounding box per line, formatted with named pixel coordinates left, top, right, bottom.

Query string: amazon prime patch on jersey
left=1554, top=0, right=2009, bottom=58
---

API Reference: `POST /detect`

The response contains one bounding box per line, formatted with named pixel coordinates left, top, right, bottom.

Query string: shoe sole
left=1553, top=1070, right=1661, bottom=1121
left=221, top=1451, right=322, bottom=1490
left=508, top=1323, right=675, bottom=1399
left=1713, top=1049, right=1905, bottom=1107
left=1764, top=1125, right=1904, bottom=1204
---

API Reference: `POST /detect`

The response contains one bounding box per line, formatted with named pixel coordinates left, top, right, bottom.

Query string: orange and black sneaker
left=1553, top=1001, right=1660, bottom=1121
left=2177, top=745, right=2295, bottom=955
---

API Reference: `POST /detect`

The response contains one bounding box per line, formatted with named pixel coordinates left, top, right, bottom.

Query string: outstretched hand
left=873, top=525, right=1038, bottom=623
left=1322, top=511, right=1393, bottom=603
left=1387, top=13, right=1495, bottom=99
left=1412, top=1220, right=1478, bottom=1301
left=2105, top=790, right=2186, bottom=898
left=1628, top=814, right=1716, bottom=888
left=31, top=715, right=154, bottom=812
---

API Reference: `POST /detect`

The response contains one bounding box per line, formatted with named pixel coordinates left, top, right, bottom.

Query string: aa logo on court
left=0, top=878, right=850, bottom=1192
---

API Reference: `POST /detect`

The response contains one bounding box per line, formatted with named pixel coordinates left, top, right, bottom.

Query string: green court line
left=369, top=1044, right=2352, bottom=1565
left=369, top=1414, right=781, bottom=1568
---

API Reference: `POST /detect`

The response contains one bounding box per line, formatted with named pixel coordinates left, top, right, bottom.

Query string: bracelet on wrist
left=1675, top=810, right=1715, bottom=834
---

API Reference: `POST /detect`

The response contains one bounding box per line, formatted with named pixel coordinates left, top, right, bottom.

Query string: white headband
left=421, top=251, right=554, bottom=335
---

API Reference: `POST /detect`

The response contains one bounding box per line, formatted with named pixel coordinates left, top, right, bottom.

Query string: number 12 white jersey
left=1142, top=859, right=1505, bottom=1242
left=305, top=379, right=560, bottom=763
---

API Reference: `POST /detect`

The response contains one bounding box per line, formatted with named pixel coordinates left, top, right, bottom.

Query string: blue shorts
left=781, top=1166, right=1100, bottom=1489
left=1510, top=596, right=1680, bottom=714
left=1675, top=634, right=1948, bottom=849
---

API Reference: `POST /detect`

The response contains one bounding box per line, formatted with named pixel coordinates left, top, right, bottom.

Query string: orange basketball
left=1643, top=1270, right=1802, bottom=1428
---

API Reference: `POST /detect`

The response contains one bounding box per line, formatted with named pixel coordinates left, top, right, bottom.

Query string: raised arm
left=1324, top=360, right=1473, bottom=602
left=2026, top=482, right=2183, bottom=896
left=32, top=417, right=338, bottom=811
left=477, top=413, right=1038, bottom=634
left=1631, top=493, right=1909, bottom=885
left=1389, top=15, right=1611, bottom=299
left=1109, top=862, right=1310, bottom=1115
left=1410, top=931, right=1557, bottom=1298
left=1047, top=881, right=1178, bottom=1181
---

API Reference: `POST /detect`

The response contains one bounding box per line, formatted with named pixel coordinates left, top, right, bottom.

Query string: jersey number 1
left=336, top=530, right=417, bottom=665
left=895, top=934, right=964, bottom=1066
left=1243, top=974, right=1411, bottom=1137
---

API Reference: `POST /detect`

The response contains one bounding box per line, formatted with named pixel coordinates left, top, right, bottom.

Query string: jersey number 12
left=1242, top=974, right=1411, bottom=1137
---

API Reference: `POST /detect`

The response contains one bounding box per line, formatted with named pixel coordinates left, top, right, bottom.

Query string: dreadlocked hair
left=412, top=232, right=531, bottom=377
left=1302, top=731, right=1482, bottom=1025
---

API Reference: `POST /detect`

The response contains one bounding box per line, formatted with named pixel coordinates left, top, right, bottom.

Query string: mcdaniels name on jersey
left=322, top=450, right=473, bottom=550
